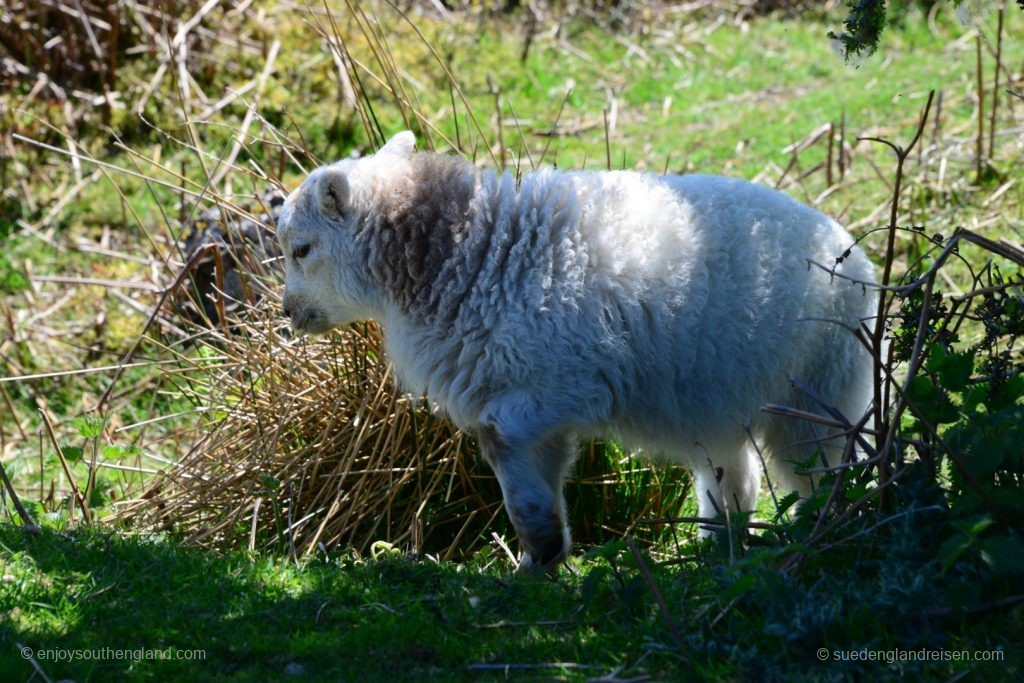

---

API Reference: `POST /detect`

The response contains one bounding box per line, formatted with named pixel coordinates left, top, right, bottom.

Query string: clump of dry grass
left=2, top=0, right=127, bottom=96
left=122, top=300, right=503, bottom=558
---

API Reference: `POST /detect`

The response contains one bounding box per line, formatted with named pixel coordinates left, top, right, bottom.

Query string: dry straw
left=122, top=295, right=503, bottom=558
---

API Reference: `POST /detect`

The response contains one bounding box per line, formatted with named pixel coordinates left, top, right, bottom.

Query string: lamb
left=277, top=131, right=878, bottom=572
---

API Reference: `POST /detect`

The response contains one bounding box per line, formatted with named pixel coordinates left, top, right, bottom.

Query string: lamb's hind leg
left=477, top=397, right=577, bottom=573
left=690, top=443, right=760, bottom=537
left=761, top=363, right=874, bottom=501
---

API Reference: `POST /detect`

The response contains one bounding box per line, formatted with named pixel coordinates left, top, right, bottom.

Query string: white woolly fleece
left=277, top=132, right=878, bottom=569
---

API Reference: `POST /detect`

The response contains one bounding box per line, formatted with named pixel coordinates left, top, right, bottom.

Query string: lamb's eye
left=291, top=244, right=311, bottom=260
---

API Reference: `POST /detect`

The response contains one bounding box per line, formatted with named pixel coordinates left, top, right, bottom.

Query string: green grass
left=0, top=524, right=682, bottom=681
left=472, top=11, right=969, bottom=175
left=1, top=520, right=1020, bottom=681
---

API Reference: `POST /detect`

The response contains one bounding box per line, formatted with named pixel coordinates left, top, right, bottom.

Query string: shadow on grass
left=0, top=524, right=648, bottom=682
left=2, top=520, right=1021, bottom=682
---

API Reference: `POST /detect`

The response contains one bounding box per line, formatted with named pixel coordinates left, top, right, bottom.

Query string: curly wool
left=278, top=133, right=877, bottom=563
left=360, top=155, right=874, bottom=444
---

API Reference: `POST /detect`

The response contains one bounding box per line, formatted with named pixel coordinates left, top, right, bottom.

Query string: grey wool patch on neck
left=361, top=153, right=479, bottom=322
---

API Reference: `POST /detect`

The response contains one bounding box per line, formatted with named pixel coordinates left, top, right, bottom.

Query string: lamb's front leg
left=477, top=401, right=577, bottom=573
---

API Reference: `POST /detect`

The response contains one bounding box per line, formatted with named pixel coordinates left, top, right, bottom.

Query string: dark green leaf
left=925, top=345, right=975, bottom=393
left=62, top=446, right=84, bottom=463
left=980, top=535, right=1024, bottom=576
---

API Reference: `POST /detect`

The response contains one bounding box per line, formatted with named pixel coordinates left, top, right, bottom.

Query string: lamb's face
left=277, top=131, right=417, bottom=335
left=277, top=162, right=370, bottom=334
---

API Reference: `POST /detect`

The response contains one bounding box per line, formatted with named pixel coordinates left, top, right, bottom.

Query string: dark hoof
left=537, top=533, right=565, bottom=566
left=516, top=527, right=570, bottom=575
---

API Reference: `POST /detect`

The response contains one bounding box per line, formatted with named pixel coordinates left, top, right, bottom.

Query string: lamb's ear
left=316, top=167, right=350, bottom=220
left=378, top=131, right=416, bottom=159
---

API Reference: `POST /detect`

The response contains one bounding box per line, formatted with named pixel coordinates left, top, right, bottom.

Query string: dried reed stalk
left=118, top=287, right=505, bottom=557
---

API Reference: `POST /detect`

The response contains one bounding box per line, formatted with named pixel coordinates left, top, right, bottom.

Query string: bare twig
left=16, top=642, right=52, bottom=683
left=40, top=409, right=89, bottom=521
left=635, top=517, right=773, bottom=530
left=858, top=90, right=934, bottom=510
left=468, top=663, right=600, bottom=672
left=0, top=456, right=41, bottom=533
left=209, top=39, right=280, bottom=187
left=988, top=6, right=1004, bottom=161
left=625, top=535, right=685, bottom=651
left=975, top=35, right=985, bottom=180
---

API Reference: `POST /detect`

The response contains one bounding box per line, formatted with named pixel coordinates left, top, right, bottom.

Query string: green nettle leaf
left=61, top=446, right=85, bottom=463
left=945, top=405, right=1022, bottom=482
left=800, top=486, right=831, bottom=520
left=89, top=486, right=111, bottom=508
left=0, top=253, right=29, bottom=293
left=961, top=384, right=988, bottom=415
left=939, top=518, right=994, bottom=574
left=24, top=501, right=45, bottom=521
left=616, top=575, right=646, bottom=613
left=925, top=345, right=975, bottom=394
left=580, top=565, right=610, bottom=605
left=774, top=491, right=801, bottom=518
left=949, top=491, right=987, bottom=518
left=102, top=444, right=127, bottom=459
left=979, top=535, right=1024, bottom=576
left=956, top=517, right=996, bottom=538
left=987, top=375, right=1024, bottom=412
left=100, top=443, right=143, bottom=460
left=846, top=479, right=871, bottom=501
left=723, top=572, right=758, bottom=602
left=966, top=446, right=1004, bottom=482
left=70, top=415, right=105, bottom=439
left=937, top=536, right=964, bottom=575
left=906, top=375, right=959, bottom=426
left=792, top=450, right=821, bottom=476
left=587, top=539, right=628, bottom=562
